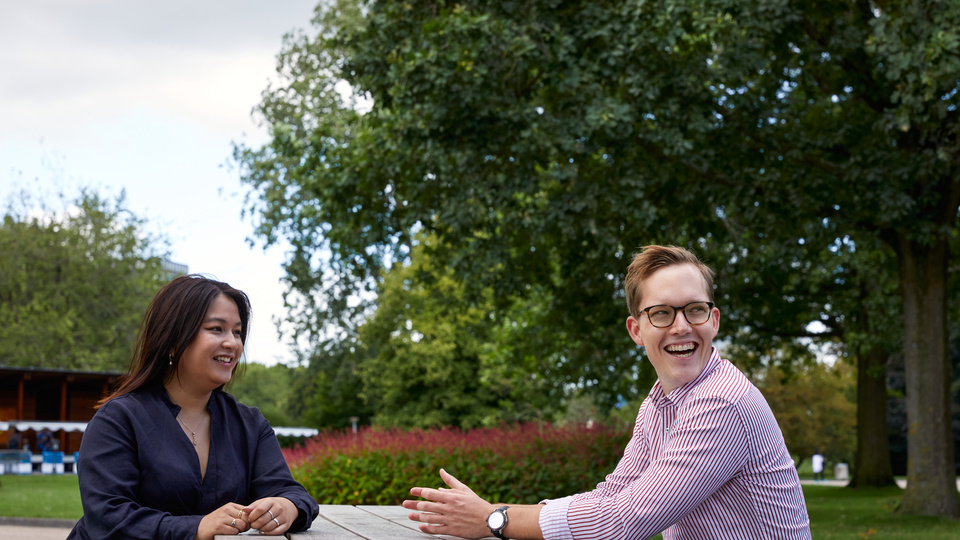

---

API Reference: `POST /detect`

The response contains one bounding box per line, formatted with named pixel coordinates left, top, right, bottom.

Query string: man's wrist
left=486, top=505, right=510, bottom=539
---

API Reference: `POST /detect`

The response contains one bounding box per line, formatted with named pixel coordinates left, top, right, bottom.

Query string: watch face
left=488, top=511, right=506, bottom=529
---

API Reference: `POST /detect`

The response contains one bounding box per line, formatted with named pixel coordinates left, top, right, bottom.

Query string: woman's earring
left=169, top=354, right=174, bottom=366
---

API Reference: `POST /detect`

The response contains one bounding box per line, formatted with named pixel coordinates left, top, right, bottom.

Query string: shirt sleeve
left=539, top=405, right=651, bottom=540
left=73, top=399, right=203, bottom=540
left=575, top=405, right=651, bottom=502
left=539, top=496, right=576, bottom=540
left=247, top=412, right=320, bottom=532
left=564, top=395, right=749, bottom=539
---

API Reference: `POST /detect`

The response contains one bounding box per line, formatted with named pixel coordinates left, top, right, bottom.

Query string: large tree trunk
left=895, top=235, right=959, bottom=517
left=849, top=343, right=896, bottom=488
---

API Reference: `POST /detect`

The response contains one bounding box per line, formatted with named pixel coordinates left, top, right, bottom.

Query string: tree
left=291, top=346, right=373, bottom=430
left=0, top=188, right=169, bottom=371
left=718, top=231, right=900, bottom=488
left=844, top=247, right=901, bottom=488
left=235, top=0, right=664, bottom=410
left=356, top=235, right=558, bottom=428
left=750, top=357, right=857, bottom=471
left=229, top=362, right=304, bottom=426
left=666, top=1, right=960, bottom=515
left=356, top=239, right=496, bottom=428
left=237, top=0, right=959, bottom=516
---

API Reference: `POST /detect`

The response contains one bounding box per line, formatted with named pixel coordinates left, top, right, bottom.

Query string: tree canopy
left=229, top=362, right=301, bottom=427
left=356, top=234, right=560, bottom=428
left=0, top=188, right=169, bottom=371
left=754, top=356, right=857, bottom=470
left=236, top=0, right=960, bottom=517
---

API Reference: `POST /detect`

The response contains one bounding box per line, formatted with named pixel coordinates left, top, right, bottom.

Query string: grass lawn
left=0, top=474, right=82, bottom=520
left=805, top=484, right=960, bottom=539
left=1, top=475, right=959, bottom=538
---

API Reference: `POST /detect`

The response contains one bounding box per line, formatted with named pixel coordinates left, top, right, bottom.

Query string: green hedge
left=285, top=422, right=632, bottom=505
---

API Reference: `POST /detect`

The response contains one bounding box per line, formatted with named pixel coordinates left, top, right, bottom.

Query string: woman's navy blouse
left=67, top=385, right=319, bottom=539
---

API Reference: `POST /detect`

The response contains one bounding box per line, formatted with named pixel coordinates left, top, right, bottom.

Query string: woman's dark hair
left=98, top=274, right=251, bottom=407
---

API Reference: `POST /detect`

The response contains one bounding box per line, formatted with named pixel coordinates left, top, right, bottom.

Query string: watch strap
left=487, top=505, right=510, bottom=540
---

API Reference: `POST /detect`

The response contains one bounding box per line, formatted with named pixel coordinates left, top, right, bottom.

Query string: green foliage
left=238, top=0, right=960, bottom=513
left=292, top=355, right=373, bottom=430
left=356, top=235, right=497, bottom=427
left=235, top=0, right=668, bottom=408
left=356, top=235, right=560, bottom=428
left=0, top=188, right=168, bottom=371
left=237, top=0, right=956, bottom=398
left=228, top=362, right=304, bottom=426
left=285, top=422, right=630, bottom=505
left=283, top=233, right=568, bottom=430
left=751, top=359, right=857, bottom=467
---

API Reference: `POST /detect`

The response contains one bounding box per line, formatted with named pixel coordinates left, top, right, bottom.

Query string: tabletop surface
left=215, top=505, right=495, bottom=540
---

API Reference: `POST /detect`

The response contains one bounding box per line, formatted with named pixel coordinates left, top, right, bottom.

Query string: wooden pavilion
left=0, top=366, right=121, bottom=454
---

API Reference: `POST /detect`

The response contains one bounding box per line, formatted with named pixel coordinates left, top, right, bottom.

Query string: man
left=37, top=428, right=53, bottom=452
left=811, top=449, right=825, bottom=482
left=404, top=245, right=811, bottom=539
left=6, top=427, right=20, bottom=449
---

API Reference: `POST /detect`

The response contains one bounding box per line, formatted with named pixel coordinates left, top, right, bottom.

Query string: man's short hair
left=624, top=245, right=716, bottom=319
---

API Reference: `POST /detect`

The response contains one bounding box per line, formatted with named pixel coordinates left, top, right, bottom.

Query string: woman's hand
left=195, top=502, right=250, bottom=540
left=402, top=468, right=495, bottom=538
left=242, top=496, right=298, bottom=535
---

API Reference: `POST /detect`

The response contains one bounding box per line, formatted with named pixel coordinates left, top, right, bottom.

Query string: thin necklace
left=176, top=413, right=206, bottom=446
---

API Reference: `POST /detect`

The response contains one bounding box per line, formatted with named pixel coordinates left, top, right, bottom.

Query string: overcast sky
left=0, top=1, right=319, bottom=366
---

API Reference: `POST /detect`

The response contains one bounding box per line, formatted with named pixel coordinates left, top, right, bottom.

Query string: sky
left=0, top=1, right=320, bottom=366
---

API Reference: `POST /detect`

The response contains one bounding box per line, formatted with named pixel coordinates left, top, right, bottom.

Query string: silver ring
left=267, top=509, right=275, bottom=520
left=231, top=518, right=238, bottom=528
left=273, top=517, right=280, bottom=527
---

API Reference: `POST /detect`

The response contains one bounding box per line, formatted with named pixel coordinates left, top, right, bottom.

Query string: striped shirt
left=540, top=348, right=811, bottom=539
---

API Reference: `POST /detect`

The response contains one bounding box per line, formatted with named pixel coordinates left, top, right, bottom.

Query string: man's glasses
left=639, top=301, right=715, bottom=328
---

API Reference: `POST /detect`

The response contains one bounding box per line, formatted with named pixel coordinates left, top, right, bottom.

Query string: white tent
left=2, top=421, right=317, bottom=438
left=1, top=421, right=87, bottom=433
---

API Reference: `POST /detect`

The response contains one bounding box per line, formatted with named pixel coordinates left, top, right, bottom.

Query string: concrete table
left=215, top=505, right=494, bottom=540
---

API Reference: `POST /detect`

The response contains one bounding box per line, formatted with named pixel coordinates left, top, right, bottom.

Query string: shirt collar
left=649, top=347, right=722, bottom=408
left=150, top=384, right=217, bottom=416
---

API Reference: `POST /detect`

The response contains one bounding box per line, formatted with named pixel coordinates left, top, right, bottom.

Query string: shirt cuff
left=538, top=495, right=576, bottom=540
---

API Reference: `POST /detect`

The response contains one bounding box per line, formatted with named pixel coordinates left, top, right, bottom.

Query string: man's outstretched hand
left=403, top=468, right=495, bottom=538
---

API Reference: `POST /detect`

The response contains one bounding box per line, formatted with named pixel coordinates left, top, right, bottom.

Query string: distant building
left=0, top=366, right=318, bottom=457
left=0, top=366, right=122, bottom=454
left=161, top=259, right=189, bottom=280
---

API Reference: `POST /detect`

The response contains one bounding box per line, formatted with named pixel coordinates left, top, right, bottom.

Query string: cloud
left=0, top=0, right=318, bottom=366
left=0, top=0, right=315, bottom=142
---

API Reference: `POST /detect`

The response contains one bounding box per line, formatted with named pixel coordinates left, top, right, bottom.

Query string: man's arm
left=405, top=396, right=748, bottom=540
left=404, top=403, right=652, bottom=540
left=403, top=469, right=545, bottom=539
left=564, top=395, right=749, bottom=538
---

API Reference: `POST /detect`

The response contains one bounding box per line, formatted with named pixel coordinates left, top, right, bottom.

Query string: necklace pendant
left=177, top=413, right=205, bottom=446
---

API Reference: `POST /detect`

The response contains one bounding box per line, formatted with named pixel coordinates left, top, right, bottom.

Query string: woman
left=69, top=275, right=319, bottom=539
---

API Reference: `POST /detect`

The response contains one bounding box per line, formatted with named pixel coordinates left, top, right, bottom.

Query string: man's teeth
left=666, top=344, right=695, bottom=355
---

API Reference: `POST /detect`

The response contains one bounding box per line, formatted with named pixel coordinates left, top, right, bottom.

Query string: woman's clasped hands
left=196, top=497, right=297, bottom=539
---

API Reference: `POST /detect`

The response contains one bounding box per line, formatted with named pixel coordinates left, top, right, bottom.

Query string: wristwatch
left=486, top=505, right=510, bottom=539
